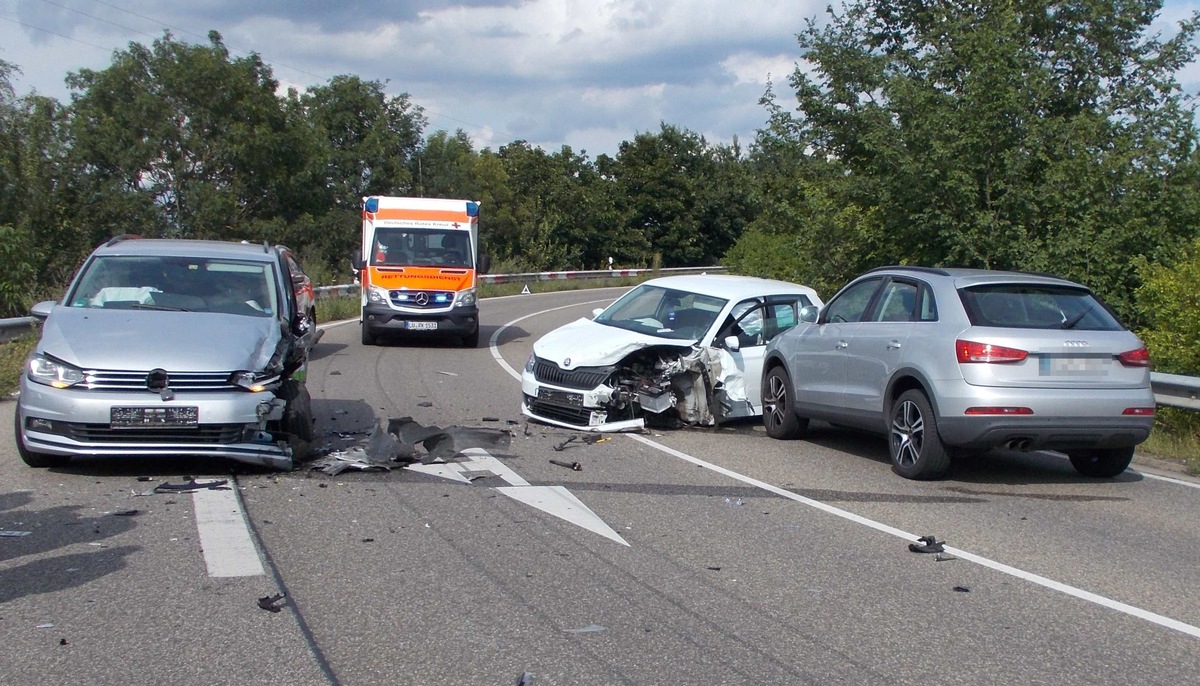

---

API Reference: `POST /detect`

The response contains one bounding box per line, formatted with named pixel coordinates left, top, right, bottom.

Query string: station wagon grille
left=80, top=369, right=240, bottom=392
left=533, top=358, right=612, bottom=390
left=66, top=423, right=244, bottom=443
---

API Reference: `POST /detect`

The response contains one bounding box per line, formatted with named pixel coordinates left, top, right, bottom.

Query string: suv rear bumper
left=934, top=380, right=1155, bottom=450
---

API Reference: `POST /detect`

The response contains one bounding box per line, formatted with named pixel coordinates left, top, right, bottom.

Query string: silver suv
left=14, top=237, right=317, bottom=470
left=762, top=267, right=1154, bottom=480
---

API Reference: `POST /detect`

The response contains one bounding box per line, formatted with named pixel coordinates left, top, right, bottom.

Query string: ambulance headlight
left=455, top=289, right=477, bottom=308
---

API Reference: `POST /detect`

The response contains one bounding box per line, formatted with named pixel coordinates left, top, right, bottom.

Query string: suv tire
left=1067, top=447, right=1134, bottom=478
left=14, top=411, right=70, bottom=468
left=763, top=366, right=808, bottom=439
left=889, top=389, right=950, bottom=480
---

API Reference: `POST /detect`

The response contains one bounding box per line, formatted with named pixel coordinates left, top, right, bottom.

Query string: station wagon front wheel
left=889, top=390, right=950, bottom=480
left=763, top=367, right=808, bottom=439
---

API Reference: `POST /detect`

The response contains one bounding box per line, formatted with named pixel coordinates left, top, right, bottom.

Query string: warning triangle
left=521, top=284, right=531, bottom=294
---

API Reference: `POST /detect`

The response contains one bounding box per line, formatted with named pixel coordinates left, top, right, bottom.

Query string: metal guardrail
left=7, top=265, right=1200, bottom=412
left=1148, top=372, right=1200, bottom=411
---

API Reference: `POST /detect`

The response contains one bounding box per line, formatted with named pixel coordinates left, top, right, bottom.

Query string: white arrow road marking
left=496, top=485, right=629, bottom=546
left=404, top=448, right=628, bottom=546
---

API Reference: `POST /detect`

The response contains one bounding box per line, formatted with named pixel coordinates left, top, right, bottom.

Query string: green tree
left=414, top=129, right=480, bottom=199
left=66, top=31, right=312, bottom=239
left=757, top=0, right=1200, bottom=316
left=608, top=124, right=751, bottom=267
left=299, top=75, right=425, bottom=210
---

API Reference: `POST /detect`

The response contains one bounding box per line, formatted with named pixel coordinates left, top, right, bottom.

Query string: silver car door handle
left=887, top=340, right=903, bottom=350
left=836, top=341, right=849, bottom=349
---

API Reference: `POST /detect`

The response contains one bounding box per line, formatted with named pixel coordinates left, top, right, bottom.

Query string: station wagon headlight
left=229, top=370, right=282, bottom=393
left=455, top=288, right=477, bottom=308
left=27, top=354, right=85, bottom=389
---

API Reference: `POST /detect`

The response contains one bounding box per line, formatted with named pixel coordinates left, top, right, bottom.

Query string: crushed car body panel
left=521, top=275, right=823, bottom=432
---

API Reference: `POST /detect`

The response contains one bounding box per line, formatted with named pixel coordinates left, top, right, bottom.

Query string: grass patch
left=0, top=333, right=37, bottom=397
left=1142, top=408, right=1200, bottom=474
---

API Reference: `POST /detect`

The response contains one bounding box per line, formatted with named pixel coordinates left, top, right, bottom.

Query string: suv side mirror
left=799, top=305, right=820, bottom=323
left=30, top=300, right=55, bottom=320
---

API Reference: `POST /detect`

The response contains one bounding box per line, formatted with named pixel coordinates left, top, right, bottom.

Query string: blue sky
left=1, top=1, right=1197, bottom=158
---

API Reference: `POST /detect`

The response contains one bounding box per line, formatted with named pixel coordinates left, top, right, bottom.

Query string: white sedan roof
left=642, top=273, right=821, bottom=304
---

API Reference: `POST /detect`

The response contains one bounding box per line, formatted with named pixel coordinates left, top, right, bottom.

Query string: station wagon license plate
left=111, top=406, right=199, bottom=428
left=405, top=321, right=437, bottom=330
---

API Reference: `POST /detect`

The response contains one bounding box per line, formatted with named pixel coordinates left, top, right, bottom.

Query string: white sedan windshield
left=595, top=285, right=727, bottom=340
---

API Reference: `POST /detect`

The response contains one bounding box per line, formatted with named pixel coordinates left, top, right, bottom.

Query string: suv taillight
left=1118, top=347, right=1150, bottom=367
left=956, top=340, right=1028, bottom=364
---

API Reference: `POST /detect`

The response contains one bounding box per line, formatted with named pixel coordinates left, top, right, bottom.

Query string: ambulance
left=353, top=196, right=490, bottom=347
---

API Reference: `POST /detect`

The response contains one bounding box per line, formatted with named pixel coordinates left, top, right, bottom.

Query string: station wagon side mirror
left=799, top=305, right=820, bottom=324
left=723, top=335, right=741, bottom=352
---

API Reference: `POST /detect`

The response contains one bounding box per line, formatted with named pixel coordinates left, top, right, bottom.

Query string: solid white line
left=489, top=297, right=616, bottom=381
left=192, top=485, right=265, bottom=578
left=1134, top=470, right=1200, bottom=489
left=627, top=433, right=1200, bottom=639
left=494, top=300, right=1200, bottom=639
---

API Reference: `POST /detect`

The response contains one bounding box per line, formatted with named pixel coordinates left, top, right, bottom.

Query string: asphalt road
left=3, top=287, right=1199, bottom=685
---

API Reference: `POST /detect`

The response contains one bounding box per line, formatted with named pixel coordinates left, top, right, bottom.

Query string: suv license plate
left=1039, top=356, right=1110, bottom=377
left=111, top=406, right=199, bottom=428
left=405, top=321, right=437, bottom=330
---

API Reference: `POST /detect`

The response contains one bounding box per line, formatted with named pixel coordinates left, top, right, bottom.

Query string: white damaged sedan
left=521, top=274, right=822, bottom=432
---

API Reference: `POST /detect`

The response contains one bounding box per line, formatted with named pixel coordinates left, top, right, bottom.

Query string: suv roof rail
left=104, top=234, right=143, bottom=247
left=865, top=265, right=951, bottom=277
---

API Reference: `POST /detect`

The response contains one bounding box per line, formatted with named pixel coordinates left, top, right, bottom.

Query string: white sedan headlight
left=27, top=354, right=85, bottom=389
left=525, top=353, right=537, bottom=374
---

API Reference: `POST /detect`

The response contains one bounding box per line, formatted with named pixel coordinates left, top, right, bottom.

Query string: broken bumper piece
left=521, top=400, right=645, bottom=433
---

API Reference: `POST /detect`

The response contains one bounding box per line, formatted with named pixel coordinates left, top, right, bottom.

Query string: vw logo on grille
left=415, top=292, right=430, bottom=306
left=146, top=368, right=169, bottom=391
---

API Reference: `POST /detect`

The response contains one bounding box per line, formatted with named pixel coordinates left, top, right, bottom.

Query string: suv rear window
left=959, top=284, right=1124, bottom=331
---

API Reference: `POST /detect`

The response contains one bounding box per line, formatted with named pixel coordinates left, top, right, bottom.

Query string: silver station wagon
left=14, top=237, right=317, bottom=470
left=762, top=267, right=1154, bottom=480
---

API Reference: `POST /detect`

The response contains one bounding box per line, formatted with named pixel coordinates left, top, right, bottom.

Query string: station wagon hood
left=38, top=306, right=284, bottom=372
left=533, top=317, right=695, bottom=369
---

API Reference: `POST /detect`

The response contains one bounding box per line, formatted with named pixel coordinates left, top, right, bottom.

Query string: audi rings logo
left=415, top=292, right=430, bottom=306
left=146, top=368, right=169, bottom=391
left=1063, top=341, right=1090, bottom=348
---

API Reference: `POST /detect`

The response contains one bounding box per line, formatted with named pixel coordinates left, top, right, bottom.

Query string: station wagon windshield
left=68, top=255, right=279, bottom=318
